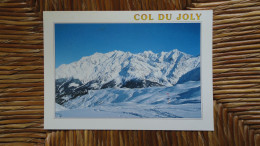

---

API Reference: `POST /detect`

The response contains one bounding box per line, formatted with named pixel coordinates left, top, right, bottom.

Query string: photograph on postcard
left=54, top=23, right=201, bottom=118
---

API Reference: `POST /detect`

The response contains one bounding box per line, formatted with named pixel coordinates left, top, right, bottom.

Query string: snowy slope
left=56, top=81, right=201, bottom=118
left=56, top=49, right=200, bottom=88
left=177, top=65, right=200, bottom=84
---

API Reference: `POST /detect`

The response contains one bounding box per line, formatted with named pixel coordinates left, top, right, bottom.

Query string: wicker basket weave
left=0, top=0, right=259, bottom=145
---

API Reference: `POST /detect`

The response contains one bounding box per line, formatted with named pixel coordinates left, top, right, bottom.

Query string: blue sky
left=55, top=23, right=200, bottom=68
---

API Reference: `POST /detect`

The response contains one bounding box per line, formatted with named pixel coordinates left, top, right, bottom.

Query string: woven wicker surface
left=0, top=0, right=259, bottom=145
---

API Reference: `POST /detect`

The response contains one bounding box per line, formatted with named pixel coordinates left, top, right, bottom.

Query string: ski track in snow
left=56, top=81, right=201, bottom=118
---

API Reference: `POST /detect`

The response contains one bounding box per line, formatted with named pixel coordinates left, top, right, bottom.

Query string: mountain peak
left=56, top=49, right=200, bottom=87
left=143, top=50, right=153, bottom=54
left=110, top=50, right=124, bottom=53
left=167, top=49, right=180, bottom=55
left=170, top=49, right=178, bottom=52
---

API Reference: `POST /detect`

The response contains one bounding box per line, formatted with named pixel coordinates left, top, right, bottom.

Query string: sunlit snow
left=56, top=81, right=201, bottom=118
left=68, top=83, right=79, bottom=87
left=55, top=50, right=201, bottom=118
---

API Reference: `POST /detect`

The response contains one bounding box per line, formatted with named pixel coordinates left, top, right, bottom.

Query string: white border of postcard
left=44, top=11, right=213, bottom=130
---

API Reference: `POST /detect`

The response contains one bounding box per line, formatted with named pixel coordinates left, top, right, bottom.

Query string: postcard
left=44, top=11, right=213, bottom=130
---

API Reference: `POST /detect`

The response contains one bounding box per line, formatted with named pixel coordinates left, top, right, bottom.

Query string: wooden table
left=0, top=0, right=259, bottom=145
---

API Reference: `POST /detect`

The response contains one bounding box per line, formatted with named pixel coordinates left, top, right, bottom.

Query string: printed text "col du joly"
left=134, top=13, right=202, bottom=21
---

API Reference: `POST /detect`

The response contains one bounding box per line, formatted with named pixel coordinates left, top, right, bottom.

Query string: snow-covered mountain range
left=55, top=49, right=200, bottom=105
